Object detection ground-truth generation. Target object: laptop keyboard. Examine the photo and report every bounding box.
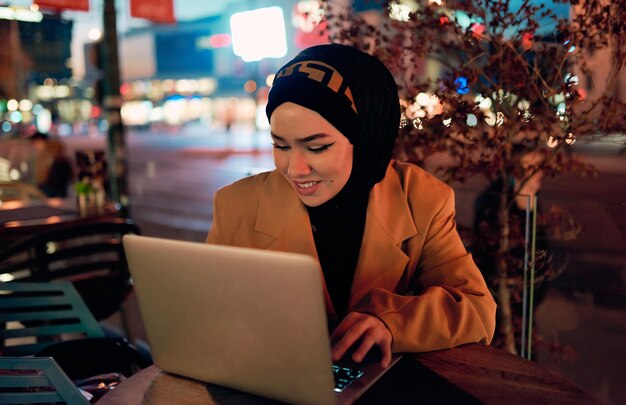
[332,365,364,392]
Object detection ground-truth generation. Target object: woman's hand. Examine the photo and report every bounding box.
[330,312,392,368]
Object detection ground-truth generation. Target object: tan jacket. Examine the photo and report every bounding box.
[207,160,496,352]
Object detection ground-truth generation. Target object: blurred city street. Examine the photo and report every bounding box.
[2,126,625,404]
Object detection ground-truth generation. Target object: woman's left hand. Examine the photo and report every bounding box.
[330,312,392,368]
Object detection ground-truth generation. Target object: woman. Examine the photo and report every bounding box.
[207,44,496,368]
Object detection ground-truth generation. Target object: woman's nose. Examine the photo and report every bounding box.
[287,151,311,177]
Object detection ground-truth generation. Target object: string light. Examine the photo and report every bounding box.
[546,136,559,148]
[399,113,408,128]
[389,1,414,22]
[484,111,496,126]
[475,94,492,110]
[564,73,579,85]
[522,32,534,50]
[496,112,504,126]
[416,92,430,106]
[455,77,469,94]
[471,23,485,39]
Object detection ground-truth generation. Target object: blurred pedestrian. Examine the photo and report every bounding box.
[30,132,73,197]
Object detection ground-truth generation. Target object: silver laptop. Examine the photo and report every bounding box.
[123,235,401,405]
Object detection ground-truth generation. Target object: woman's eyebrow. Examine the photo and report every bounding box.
[270,133,330,143]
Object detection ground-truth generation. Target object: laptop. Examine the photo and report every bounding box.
[123,235,401,405]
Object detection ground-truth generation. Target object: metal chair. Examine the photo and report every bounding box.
[0,281,152,401]
[0,356,90,404]
[0,217,140,323]
[0,281,104,356]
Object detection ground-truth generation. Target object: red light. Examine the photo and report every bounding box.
[91,106,101,118]
[471,23,485,39]
[209,34,231,48]
[522,32,534,50]
[120,83,132,96]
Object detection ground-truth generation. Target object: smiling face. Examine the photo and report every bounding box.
[269,102,354,207]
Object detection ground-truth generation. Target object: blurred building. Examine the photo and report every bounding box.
[0,0,384,134]
[0,5,77,136]
[0,8,73,99]
[114,0,312,131]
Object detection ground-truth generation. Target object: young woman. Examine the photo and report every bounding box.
[207,44,496,368]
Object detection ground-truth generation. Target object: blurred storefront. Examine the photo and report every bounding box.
[0,0,334,137]
[115,0,332,132]
[0,0,402,136]
[0,4,76,137]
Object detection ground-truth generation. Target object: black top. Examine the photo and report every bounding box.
[306,179,369,317]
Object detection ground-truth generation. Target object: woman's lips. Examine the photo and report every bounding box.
[293,181,320,196]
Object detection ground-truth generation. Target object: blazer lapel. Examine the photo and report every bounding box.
[254,171,319,258]
[349,164,418,308]
[253,166,418,317]
[254,171,338,318]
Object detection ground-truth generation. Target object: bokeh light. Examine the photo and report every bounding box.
[389,1,414,22]
[244,80,258,93]
[546,136,558,148]
[88,28,102,41]
[19,100,33,111]
[455,77,469,94]
[7,99,18,111]
[416,92,430,106]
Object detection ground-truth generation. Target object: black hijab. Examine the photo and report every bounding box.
[266,44,400,315]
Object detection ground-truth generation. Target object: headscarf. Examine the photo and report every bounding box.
[266,44,400,316]
[266,44,400,191]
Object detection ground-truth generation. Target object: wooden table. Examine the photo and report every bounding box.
[0,198,118,244]
[99,344,598,404]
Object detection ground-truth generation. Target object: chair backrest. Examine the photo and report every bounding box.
[0,217,140,320]
[0,356,90,404]
[0,281,104,356]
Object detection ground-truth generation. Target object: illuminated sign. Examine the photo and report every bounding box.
[196,34,232,49]
[230,6,287,62]
[34,85,71,100]
[35,0,89,12]
[0,6,43,22]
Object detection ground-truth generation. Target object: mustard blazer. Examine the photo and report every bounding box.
[207,160,496,352]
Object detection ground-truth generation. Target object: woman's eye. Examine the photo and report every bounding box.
[272,143,290,151]
[308,143,334,153]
